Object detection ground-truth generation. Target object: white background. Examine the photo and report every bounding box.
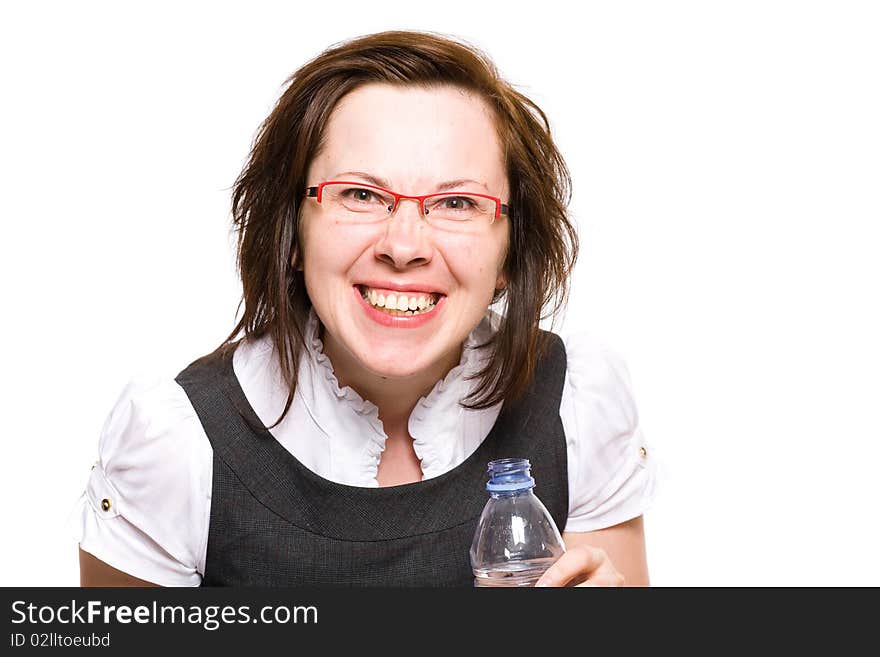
[2,0,877,586]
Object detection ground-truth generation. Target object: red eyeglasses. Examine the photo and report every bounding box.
[305,181,510,224]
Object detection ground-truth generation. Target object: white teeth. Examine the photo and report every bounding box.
[359,286,439,315]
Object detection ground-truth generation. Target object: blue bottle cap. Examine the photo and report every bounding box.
[486,458,536,493]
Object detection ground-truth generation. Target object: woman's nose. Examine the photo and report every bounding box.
[372,197,433,269]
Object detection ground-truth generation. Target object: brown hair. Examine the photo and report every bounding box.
[216,30,578,428]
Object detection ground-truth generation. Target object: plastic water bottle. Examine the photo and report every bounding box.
[470,458,566,587]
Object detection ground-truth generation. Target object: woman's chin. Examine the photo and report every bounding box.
[361,359,433,381]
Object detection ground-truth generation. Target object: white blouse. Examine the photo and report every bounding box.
[68,308,657,586]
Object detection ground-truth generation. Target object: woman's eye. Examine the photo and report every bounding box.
[443,196,474,210]
[345,188,375,202]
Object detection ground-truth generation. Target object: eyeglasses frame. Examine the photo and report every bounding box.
[304,180,510,222]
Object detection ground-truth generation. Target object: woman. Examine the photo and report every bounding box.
[73,30,656,586]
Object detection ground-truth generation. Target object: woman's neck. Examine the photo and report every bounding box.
[318,323,462,430]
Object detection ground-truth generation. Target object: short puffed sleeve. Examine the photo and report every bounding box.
[67,375,212,586]
[560,331,658,533]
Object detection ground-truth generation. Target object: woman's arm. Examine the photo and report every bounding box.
[538,515,650,586]
[78,547,162,587]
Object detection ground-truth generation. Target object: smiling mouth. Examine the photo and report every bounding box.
[355,284,445,317]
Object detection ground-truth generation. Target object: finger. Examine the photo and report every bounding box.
[574,572,625,587]
[573,559,626,587]
[535,546,606,587]
[579,558,626,587]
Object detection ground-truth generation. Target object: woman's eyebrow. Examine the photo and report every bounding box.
[332,171,489,192]
[435,179,489,192]
[333,171,391,188]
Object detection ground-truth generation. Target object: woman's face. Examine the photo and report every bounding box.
[299,82,509,383]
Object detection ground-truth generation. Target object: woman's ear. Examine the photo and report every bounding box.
[495,271,508,291]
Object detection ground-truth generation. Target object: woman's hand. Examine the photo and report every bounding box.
[534,544,625,587]
[533,517,649,587]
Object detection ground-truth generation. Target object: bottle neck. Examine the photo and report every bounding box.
[489,488,535,499]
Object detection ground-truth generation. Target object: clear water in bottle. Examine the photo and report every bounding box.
[470,458,566,587]
[473,557,559,587]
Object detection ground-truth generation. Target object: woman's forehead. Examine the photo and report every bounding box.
[329,82,496,130]
[312,83,506,189]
